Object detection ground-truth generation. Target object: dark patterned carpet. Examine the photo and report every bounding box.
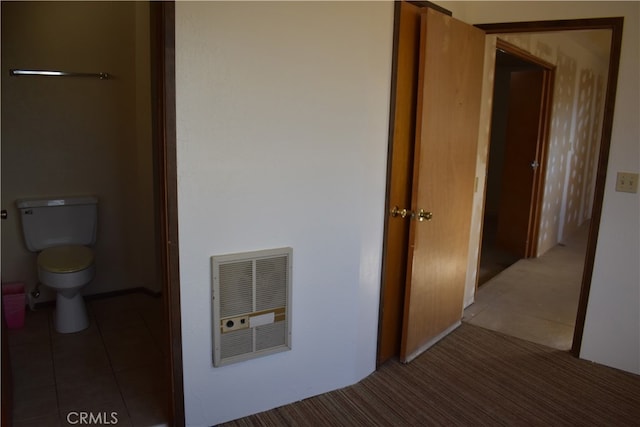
[222,324,640,426]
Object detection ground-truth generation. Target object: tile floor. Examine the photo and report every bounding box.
[7,292,168,427]
[464,222,589,351]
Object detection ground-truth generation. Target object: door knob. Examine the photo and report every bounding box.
[1,210,7,220]
[390,206,414,219]
[417,209,433,222]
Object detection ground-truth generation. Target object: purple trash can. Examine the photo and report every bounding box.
[2,282,26,329]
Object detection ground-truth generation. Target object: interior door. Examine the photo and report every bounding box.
[400,9,485,362]
[495,70,545,257]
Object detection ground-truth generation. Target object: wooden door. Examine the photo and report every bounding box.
[495,70,545,257]
[400,9,485,362]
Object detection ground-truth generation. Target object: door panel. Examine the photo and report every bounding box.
[400,9,485,362]
[378,1,422,365]
[496,70,545,257]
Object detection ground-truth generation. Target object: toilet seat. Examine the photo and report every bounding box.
[38,245,94,273]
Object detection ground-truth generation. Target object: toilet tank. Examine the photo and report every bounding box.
[16,196,98,252]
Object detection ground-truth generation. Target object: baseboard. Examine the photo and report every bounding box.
[32,287,162,310]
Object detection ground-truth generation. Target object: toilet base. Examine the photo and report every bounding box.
[55,292,89,333]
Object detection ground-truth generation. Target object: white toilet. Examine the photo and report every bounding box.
[16,196,98,333]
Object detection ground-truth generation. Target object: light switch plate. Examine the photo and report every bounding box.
[615,172,639,193]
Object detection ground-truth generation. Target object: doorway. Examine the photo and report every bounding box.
[479,42,554,286]
[0,2,183,424]
[470,28,612,350]
[377,2,623,365]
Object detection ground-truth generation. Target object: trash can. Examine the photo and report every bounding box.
[2,282,26,329]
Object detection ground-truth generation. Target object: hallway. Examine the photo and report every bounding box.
[463,223,589,350]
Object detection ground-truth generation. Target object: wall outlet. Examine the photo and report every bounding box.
[615,172,639,193]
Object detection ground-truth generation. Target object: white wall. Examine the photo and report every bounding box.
[175,1,638,424]
[442,1,640,374]
[175,2,393,425]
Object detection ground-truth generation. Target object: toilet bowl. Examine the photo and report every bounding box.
[16,196,99,334]
[38,245,95,333]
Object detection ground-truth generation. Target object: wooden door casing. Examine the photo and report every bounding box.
[377,1,422,366]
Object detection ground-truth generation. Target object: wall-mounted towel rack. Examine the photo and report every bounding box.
[9,69,110,79]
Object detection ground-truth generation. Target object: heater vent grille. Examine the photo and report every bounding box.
[220,329,253,360]
[219,260,253,317]
[256,257,287,311]
[212,247,292,367]
[256,321,286,351]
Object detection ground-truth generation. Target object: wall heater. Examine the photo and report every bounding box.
[211,247,292,367]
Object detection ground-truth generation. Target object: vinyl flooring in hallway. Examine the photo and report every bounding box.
[463,223,589,351]
[7,292,168,427]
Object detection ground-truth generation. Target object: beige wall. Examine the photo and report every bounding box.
[499,31,610,255]
[1,1,158,301]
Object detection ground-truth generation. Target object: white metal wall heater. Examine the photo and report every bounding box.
[211,247,292,367]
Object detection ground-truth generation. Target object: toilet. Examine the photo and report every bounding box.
[16,196,98,333]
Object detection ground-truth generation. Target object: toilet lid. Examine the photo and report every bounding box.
[38,245,94,273]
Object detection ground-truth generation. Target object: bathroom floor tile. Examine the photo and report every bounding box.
[93,306,146,333]
[56,372,122,411]
[127,292,162,310]
[51,330,105,358]
[115,363,167,402]
[10,291,168,426]
[101,320,162,372]
[11,357,56,392]
[58,396,132,427]
[54,357,114,385]
[10,339,55,390]
[104,337,159,372]
[13,414,61,427]
[140,303,165,336]
[8,308,52,348]
[12,384,59,422]
[52,336,112,379]
[124,392,169,427]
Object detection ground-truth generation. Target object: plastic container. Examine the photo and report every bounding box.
[2,282,26,329]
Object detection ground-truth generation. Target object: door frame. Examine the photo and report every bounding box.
[476,17,624,357]
[151,1,185,425]
[377,1,453,367]
[378,10,624,364]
